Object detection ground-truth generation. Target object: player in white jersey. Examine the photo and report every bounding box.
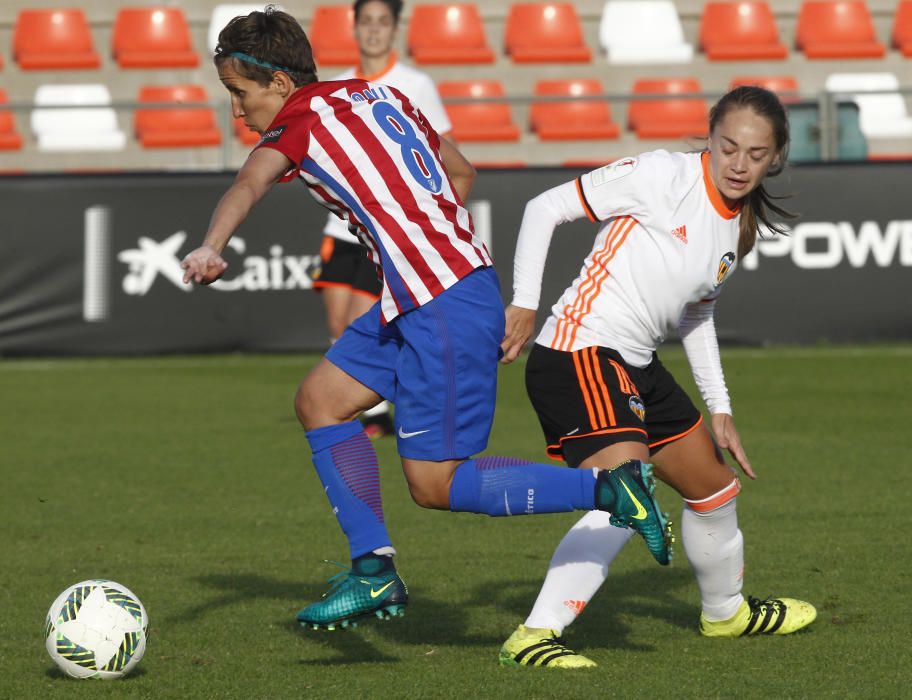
[499,86,817,668]
[315,0,454,438]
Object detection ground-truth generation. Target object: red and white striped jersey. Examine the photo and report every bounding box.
[257,79,492,322]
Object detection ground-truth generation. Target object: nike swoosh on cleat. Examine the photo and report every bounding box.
[398,427,430,439]
[618,478,648,520]
[369,581,396,599]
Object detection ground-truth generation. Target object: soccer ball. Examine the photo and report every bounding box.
[45,579,148,679]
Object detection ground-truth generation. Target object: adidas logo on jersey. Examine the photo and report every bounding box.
[670,225,687,243]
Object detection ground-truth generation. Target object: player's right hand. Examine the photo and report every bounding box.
[181,245,228,285]
[500,304,537,364]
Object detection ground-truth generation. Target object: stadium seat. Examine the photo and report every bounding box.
[628,78,708,139]
[14,9,101,70]
[788,101,867,161]
[700,2,787,60]
[892,1,912,56]
[796,1,885,59]
[408,4,494,64]
[30,84,126,151]
[113,7,199,68]
[730,76,799,102]
[730,75,798,93]
[234,116,260,145]
[135,85,222,148]
[825,73,912,139]
[208,5,263,53]
[531,80,620,140]
[599,1,693,64]
[505,3,591,63]
[309,5,359,66]
[438,80,520,141]
[0,89,24,150]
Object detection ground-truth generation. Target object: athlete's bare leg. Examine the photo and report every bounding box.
[319,286,354,341]
[651,423,734,499]
[295,357,382,428]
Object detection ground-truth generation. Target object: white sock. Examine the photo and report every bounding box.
[524,510,634,633]
[362,400,390,418]
[681,499,745,621]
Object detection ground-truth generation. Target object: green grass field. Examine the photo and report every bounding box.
[2,346,910,699]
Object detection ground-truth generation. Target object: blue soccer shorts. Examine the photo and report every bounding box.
[326,266,504,461]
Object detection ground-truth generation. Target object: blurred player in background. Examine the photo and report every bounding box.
[181,7,672,636]
[497,86,816,668]
[314,0,455,438]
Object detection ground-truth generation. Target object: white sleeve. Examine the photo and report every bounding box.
[679,300,732,416]
[511,180,588,310]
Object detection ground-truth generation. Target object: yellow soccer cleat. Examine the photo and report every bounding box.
[700,596,817,637]
[499,625,597,669]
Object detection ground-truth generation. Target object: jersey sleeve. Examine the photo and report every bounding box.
[253,107,311,182]
[576,151,670,222]
[679,300,732,415]
[512,180,588,310]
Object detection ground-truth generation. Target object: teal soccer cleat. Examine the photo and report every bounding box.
[596,460,673,566]
[297,557,408,630]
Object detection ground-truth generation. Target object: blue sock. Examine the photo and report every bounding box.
[306,421,391,559]
[449,456,596,516]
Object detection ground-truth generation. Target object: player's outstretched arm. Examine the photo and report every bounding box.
[438,137,476,203]
[182,147,291,285]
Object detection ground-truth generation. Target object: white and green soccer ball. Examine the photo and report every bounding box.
[45,579,148,679]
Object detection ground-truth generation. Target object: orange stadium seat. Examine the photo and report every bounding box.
[113,7,198,68]
[700,2,787,60]
[892,1,912,56]
[505,3,591,63]
[0,90,24,150]
[730,75,799,101]
[796,1,885,59]
[14,8,101,70]
[628,78,708,139]
[310,6,359,66]
[135,85,222,148]
[531,79,620,140]
[408,4,495,64]
[234,116,261,145]
[438,80,520,141]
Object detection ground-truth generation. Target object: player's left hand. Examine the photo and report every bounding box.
[712,413,756,480]
[181,245,228,285]
[500,304,536,364]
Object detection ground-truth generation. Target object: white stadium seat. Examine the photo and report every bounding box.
[30,84,126,152]
[600,1,693,65]
[825,72,912,139]
[208,4,273,53]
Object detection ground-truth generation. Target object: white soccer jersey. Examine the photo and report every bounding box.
[324,54,452,243]
[519,150,741,368]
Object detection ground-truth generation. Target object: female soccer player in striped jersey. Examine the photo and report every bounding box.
[499,86,816,668]
[180,7,672,633]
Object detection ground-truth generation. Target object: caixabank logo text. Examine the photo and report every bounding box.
[82,206,320,323]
